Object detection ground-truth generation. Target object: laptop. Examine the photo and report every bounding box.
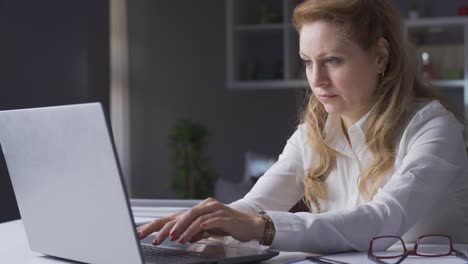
[0,103,279,264]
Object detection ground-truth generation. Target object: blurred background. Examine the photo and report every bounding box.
[1,0,467,223]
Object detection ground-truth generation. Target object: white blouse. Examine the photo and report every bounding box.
[229,100,468,254]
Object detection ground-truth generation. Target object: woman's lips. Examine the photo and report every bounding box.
[319,94,337,101]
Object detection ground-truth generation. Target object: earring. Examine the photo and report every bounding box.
[380,72,385,78]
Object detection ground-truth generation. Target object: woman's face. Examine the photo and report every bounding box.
[299,20,381,122]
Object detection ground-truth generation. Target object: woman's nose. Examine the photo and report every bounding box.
[309,65,329,88]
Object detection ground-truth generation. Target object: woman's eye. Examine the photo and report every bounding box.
[302,59,312,68]
[324,57,341,65]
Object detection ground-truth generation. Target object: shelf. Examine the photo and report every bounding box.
[430,79,465,87]
[228,79,308,90]
[234,23,284,31]
[228,80,466,90]
[405,16,468,27]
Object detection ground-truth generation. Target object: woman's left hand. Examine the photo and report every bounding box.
[148,198,265,245]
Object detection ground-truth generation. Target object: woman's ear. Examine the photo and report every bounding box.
[375,37,389,74]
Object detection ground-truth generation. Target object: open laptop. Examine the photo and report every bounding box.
[0,103,279,264]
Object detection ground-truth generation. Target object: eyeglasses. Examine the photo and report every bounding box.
[368,234,468,264]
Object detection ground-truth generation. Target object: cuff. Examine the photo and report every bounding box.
[266,210,311,251]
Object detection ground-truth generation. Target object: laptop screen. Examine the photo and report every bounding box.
[0,103,279,264]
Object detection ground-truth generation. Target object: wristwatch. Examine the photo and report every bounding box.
[257,211,276,246]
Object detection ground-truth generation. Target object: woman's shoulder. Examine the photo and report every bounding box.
[400,99,464,144]
[297,123,308,133]
[288,123,308,144]
[282,124,310,154]
[406,99,461,127]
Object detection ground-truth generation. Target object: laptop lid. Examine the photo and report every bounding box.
[0,103,279,264]
[0,103,144,263]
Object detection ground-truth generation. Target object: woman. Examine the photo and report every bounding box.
[138,0,468,254]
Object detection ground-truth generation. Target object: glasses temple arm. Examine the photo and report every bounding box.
[394,250,411,264]
[367,253,390,264]
[453,249,468,261]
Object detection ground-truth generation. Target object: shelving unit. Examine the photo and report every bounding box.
[226,2,468,139]
[226,0,303,90]
[404,16,468,141]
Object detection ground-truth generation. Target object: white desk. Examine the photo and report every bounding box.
[3,216,467,264]
[0,220,311,264]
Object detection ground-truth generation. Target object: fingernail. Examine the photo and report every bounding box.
[200,223,207,228]
[170,230,176,236]
[152,237,159,245]
[178,237,185,244]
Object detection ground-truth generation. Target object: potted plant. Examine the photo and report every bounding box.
[409,3,420,19]
[169,119,218,199]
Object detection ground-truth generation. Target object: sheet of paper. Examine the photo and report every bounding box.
[322,252,467,264]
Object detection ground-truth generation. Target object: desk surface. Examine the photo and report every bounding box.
[0,220,311,264]
[4,219,467,264]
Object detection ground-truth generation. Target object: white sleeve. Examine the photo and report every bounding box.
[228,126,306,215]
[265,112,467,254]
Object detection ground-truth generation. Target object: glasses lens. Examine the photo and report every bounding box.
[416,236,451,256]
[371,237,405,258]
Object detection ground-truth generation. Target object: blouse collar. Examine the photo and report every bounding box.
[323,111,371,158]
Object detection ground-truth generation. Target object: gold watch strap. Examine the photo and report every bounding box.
[257,211,276,246]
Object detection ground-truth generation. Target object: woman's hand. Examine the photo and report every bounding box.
[137,212,186,244]
[137,198,265,245]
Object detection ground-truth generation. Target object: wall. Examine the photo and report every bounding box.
[127,0,468,200]
[0,0,109,223]
[393,0,468,18]
[127,0,305,199]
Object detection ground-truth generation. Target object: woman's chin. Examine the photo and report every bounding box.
[322,105,342,115]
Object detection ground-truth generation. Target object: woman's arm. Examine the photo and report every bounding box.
[265,109,467,254]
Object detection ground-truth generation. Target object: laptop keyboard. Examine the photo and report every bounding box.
[141,244,217,264]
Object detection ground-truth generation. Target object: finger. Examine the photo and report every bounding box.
[137,219,161,239]
[138,217,170,239]
[170,198,223,240]
[178,210,225,244]
[153,219,177,245]
[137,211,184,238]
[137,222,153,232]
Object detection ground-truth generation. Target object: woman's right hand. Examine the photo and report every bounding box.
[137,213,176,239]
[136,212,208,244]
[137,213,179,241]
[137,198,265,246]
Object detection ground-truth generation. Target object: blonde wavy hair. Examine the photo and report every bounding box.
[293,0,451,212]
